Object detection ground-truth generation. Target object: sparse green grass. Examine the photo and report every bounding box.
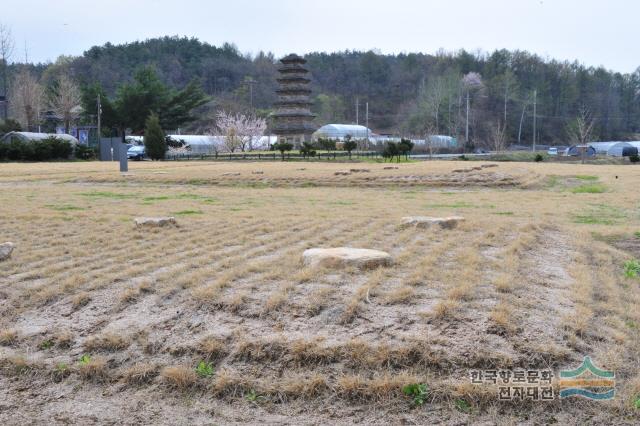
[571,183,606,194]
[79,191,136,199]
[46,204,85,211]
[425,201,484,209]
[573,203,626,225]
[455,398,472,413]
[573,215,615,225]
[574,175,599,181]
[172,210,204,216]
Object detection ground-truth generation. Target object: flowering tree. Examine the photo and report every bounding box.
[215,111,266,152]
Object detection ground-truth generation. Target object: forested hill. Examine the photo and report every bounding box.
[17,36,640,144]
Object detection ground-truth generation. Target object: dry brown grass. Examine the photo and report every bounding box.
[85,332,130,352]
[121,363,158,385]
[77,356,109,382]
[161,365,198,390]
[1,161,639,423]
[0,329,18,346]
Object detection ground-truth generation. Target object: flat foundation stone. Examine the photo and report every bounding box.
[302,247,392,269]
[400,216,465,230]
[0,242,15,261]
[134,217,177,228]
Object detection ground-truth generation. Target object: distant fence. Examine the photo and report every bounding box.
[165,151,383,161]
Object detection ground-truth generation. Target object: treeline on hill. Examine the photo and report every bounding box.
[6,36,640,146]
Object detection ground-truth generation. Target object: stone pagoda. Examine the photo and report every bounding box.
[271,54,316,148]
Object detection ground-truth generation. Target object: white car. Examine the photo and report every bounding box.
[547,147,558,156]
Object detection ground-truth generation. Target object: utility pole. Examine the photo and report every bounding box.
[246,78,256,111]
[97,94,102,148]
[356,97,359,125]
[532,89,537,152]
[465,90,470,146]
[365,102,369,149]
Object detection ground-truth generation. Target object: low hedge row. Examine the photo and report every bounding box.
[0,137,95,161]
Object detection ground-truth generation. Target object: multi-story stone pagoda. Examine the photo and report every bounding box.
[272,54,316,148]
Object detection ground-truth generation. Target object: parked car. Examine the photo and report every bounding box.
[547,147,558,156]
[127,145,146,160]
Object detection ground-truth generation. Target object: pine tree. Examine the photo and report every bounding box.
[144,113,166,160]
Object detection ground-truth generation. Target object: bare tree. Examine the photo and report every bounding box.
[48,75,82,134]
[215,111,266,152]
[423,122,438,158]
[566,107,596,145]
[9,68,43,131]
[419,76,447,133]
[489,120,507,153]
[0,23,14,119]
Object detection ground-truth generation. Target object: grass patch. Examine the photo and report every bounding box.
[172,210,204,216]
[493,211,514,216]
[425,201,494,209]
[46,204,85,211]
[571,184,606,194]
[143,193,216,204]
[142,196,171,202]
[573,215,616,225]
[573,204,626,225]
[574,175,599,181]
[79,191,136,199]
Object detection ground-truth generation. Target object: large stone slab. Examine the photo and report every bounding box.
[134,217,177,228]
[400,216,465,230]
[302,247,392,269]
[0,242,15,261]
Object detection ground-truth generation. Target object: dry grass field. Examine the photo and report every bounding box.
[1,160,639,424]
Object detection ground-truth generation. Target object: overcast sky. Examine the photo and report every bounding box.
[3,0,638,73]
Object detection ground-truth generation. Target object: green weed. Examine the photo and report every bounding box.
[245,389,265,403]
[455,399,472,413]
[39,339,54,350]
[79,354,91,365]
[402,383,428,406]
[195,360,214,378]
[624,259,640,278]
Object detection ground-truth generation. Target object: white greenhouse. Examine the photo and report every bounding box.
[0,132,79,145]
[313,124,373,140]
